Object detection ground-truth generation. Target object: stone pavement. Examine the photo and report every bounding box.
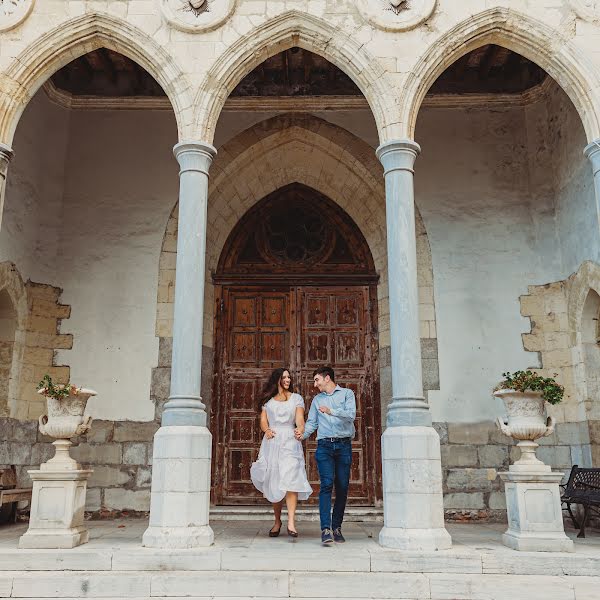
[0,520,598,599]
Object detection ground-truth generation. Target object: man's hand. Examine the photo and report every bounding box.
[318,405,332,415]
[294,427,304,440]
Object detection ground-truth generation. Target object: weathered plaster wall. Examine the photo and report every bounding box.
[0,93,69,283]
[415,105,558,423]
[54,107,178,421]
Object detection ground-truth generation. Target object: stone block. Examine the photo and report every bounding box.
[158,336,172,367]
[10,419,38,443]
[556,421,589,445]
[441,445,477,468]
[84,420,114,444]
[151,367,171,400]
[114,421,159,442]
[588,420,600,444]
[489,491,506,509]
[537,446,572,468]
[443,492,485,509]
[88,466,132,488]
[420,338,438,359]
[1,442,32,465]
[433,422,448,445]
[446,468,495,491]
[422,358,440,390]
[478,446,509,468]
[570,444,593,468]
[85,488,102,511]
[123,442,147,465]
[447,422,492,445]
[136,466,152,488]
[104,488,150,511]
[71,443,122,465]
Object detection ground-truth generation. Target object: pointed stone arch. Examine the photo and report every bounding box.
[568,261,600,344]
[193,11,400,144]
[0,12,194,145]
[400,7,600,141]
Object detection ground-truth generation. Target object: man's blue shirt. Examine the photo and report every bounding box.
[302,385,356,440]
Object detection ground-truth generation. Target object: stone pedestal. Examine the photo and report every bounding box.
[18,469,92,549]
[499,469,574,552]
[143,426,213,548]
[379,427,452,551]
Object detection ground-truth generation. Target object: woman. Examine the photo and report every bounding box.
[250,368,312,537]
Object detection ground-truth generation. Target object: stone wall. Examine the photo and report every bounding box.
[1,416,590,520]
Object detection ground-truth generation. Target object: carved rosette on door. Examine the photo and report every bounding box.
[211,184,382,505]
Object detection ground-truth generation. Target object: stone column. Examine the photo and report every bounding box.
[0,143,14,227]
[377,140,451,551]
[584,139,600,239]
[143,141,216,549]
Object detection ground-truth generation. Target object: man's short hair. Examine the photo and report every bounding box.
[313,366,335,382]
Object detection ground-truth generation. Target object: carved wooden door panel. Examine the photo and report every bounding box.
[213,288,294,504]
[296,286,377,505]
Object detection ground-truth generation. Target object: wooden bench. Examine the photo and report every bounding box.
[561,465,600,538]
[0,466,32,524]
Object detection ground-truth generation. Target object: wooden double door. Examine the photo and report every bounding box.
[211,285,381,505]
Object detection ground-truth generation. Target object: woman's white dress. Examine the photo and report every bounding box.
[250,393,313,503]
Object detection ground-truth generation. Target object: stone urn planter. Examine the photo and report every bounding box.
[19,380,97,549]
[37,386,97,471]
[494,389,555,472]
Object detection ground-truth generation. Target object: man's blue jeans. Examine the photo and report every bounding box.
[315,438,352,531]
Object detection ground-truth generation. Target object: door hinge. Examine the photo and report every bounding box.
[219,299,225,313]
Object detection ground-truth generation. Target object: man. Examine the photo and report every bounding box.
[297,366,356,546]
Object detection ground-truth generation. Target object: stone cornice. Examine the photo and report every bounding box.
[42,76,555,113]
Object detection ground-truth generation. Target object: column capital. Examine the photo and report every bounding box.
[173,141,217,176]
[0,142,13,173]
[376,139,421,175]
[584,139,600,170]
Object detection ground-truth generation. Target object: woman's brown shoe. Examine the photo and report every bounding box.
[287,527,298,538]
[268,524,281,537]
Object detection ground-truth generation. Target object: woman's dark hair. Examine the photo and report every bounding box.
[260,367,293,408]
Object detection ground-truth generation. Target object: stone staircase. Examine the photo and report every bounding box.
[209,505,383,522]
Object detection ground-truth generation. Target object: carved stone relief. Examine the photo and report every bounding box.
[0,0,34,32]
[159,0,236,32]
[356,0,436,32]
[570,0,600,22]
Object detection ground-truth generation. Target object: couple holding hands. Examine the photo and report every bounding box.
[250,366,356,546]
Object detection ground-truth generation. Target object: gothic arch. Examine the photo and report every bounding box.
[0,12,194,145]
[400,7,600,141]
[193,11,400,144]
[568,261,600,344]
[156,115,437,352]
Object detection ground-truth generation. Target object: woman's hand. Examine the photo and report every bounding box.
[264,428,276,439]
[294,427,304,440]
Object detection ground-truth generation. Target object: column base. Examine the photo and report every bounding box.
[379,526,452,551]
[143,425,213,549]
[18,468,91,549]
[499,469,574,553]
[502,531,573,553]
[142,525,214,549]
[380,426,452,551]
[19,527,89,549]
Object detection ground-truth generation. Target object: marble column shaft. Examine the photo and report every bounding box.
[584,139,600,248]
[0,143,14,229]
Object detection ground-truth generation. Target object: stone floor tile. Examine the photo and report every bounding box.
[370,550,482,573]
[112,549,222,570]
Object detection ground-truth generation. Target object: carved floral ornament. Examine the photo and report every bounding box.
[0,0,34,32]
[356,0,437,32]
[159,0,236,33]
[570,0,600,22]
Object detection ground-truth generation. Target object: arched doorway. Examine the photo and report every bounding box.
[211,183,382,505]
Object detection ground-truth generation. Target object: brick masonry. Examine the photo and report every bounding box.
[1,416,591,520]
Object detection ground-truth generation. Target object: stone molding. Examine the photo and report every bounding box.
[355,0,437,33]
[42,77,556,113]
[570,0,600,23]
[0,0,34,33]
[159,0,237,33]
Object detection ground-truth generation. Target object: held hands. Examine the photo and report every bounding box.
[264,428,276,439]
[294,427,304,440]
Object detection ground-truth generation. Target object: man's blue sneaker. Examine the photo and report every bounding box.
[321,528,334,545]
[333,528,345,543]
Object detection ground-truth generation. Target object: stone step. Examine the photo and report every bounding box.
[209,505,383,522]
[0,571,596,599]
